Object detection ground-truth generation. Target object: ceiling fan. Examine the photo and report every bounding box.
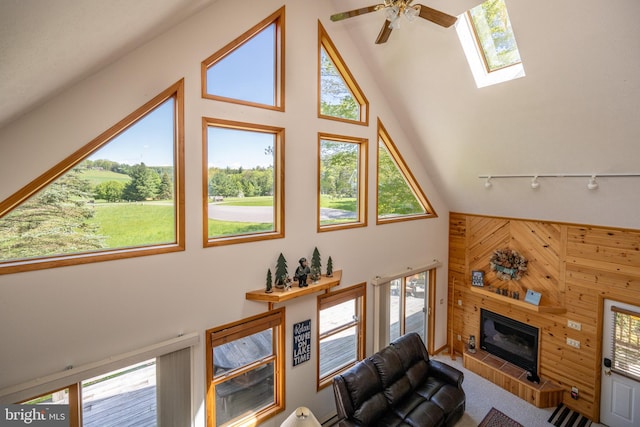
[330,0,457,44]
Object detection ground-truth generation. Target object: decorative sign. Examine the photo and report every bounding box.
[293,319,311,366]
[524,289,542,306]
[471,270,485,287]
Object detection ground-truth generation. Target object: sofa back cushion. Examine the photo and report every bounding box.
[371,346,412,406]
[390,332,431,387]
[337,359,390,425]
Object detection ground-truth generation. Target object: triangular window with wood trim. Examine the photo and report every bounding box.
[377,119,436,223]
[201,7,285,111]
[318,22,368,125]
[0,81,185,274]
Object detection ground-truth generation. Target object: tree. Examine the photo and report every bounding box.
[0,169,105,259]
[319,48,360,121]
[157,171,173,200]
[94,180,125,202]
[265,268,273,293]
[326,256,333,277]
[377,145,423,216]
[310,247,322,281]
[274,253,289,288]
[122,163,161,201]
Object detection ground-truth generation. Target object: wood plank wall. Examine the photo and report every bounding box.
[448,212,640,422]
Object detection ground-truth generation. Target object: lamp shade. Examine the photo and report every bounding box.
[280,407,321,427]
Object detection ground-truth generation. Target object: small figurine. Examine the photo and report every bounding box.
[275,253,289,289]
[266,268,273,293]
[310,247,322,282]
[295,257,310,287]
[326,256,333,277]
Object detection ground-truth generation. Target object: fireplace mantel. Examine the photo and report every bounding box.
[469,285,566,314]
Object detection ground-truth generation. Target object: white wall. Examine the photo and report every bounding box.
[0,1,451,424]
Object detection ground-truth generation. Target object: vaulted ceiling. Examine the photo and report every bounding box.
[1,0,639,228]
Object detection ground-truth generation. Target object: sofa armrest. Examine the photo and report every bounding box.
[428,359,464,389]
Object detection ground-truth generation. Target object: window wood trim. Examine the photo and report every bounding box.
[316,283,366,390]
[317,132,368,233]
[0,80,186,275]
[205,308,286,427]
[318,21,369,126]
[201,6,285,112]
[376,118,437,224]
[202,117,285,247]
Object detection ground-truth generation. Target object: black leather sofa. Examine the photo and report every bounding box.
[332,332,465,427]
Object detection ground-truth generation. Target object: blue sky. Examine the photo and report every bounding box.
[90,24,276,168]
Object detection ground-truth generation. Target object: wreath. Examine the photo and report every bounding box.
[490,248,528,281]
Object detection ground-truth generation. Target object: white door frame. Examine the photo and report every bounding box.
[601,299,640,427]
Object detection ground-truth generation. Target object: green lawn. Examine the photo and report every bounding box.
[208,219,273,237]
[89,203,175,247]
[319,195,357,212]
[216,196,273,207]
[80,169,131,185]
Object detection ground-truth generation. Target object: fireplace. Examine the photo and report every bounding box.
[480,309,539,381]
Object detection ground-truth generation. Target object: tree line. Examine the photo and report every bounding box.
[83,159,173,202]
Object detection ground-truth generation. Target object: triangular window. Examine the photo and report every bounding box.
[0,81,185,274]
[202,7,285,110]
[318,22,368,125]
[377,119,436,223]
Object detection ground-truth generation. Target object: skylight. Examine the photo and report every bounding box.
[456,0,524,88]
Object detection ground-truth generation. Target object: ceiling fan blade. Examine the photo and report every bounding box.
[330,4,385,22]
[375,20,393,44]
[415,4,457,27]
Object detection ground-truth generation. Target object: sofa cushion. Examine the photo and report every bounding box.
[430,384,466,417]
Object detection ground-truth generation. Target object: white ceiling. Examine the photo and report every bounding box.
[1,0,639,228]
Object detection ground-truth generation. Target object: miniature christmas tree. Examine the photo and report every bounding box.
[326,256,333,277]
[275,253,288,288]
[310,247,322,282]
[266,268,273,293]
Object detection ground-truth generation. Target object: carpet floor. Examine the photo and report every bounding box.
[478,407,524,427]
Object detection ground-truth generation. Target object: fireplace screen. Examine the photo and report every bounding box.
[480,309,539,376]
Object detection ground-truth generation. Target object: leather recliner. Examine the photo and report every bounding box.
[333,332,465,427]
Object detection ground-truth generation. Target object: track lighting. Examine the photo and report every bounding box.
[478,173,640,190]
[530,176,540,189]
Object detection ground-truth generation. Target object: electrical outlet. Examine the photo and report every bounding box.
[458,299,462,306]
[567,338,581,349]
[567,320,582,331]
[440,298,444,304]
[457,334,462,341]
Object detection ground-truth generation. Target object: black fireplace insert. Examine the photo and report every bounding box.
[480,309,539,381]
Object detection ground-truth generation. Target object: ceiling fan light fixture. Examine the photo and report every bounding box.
[404,6,419,21]
[385,5,400,21]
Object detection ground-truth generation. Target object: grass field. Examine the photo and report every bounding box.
[89,203,175,247]
[80,169,131,185]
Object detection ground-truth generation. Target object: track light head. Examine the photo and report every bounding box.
[587,175,598,190]
[530,176,540,189]
[484,176,492,188]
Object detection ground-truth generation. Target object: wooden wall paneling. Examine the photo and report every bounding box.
[448,213,640,422]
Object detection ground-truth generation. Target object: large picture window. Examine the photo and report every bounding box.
[203,118,284,246]
[0,81,185,274]
[318,134,367,232]
[206,308,285,426]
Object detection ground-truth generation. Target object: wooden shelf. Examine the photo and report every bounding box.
[468,285,566,314]
[246,270,342,305]
[464,350,563,408]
